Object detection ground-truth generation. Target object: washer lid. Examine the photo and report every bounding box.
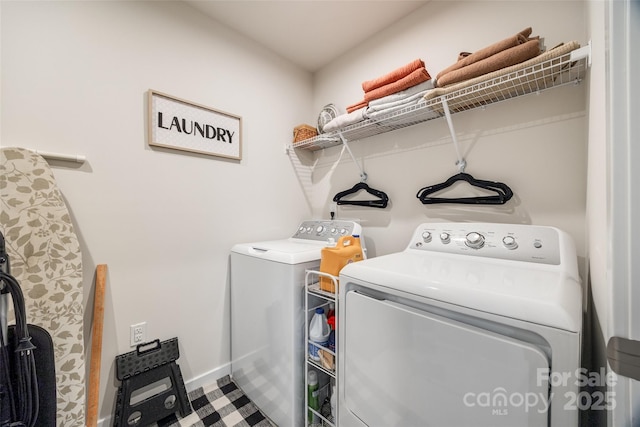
[340,251,582,332]
[231,239,327,264]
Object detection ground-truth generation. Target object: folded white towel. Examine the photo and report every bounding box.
[322,107,368,133]
[368,80,435,108]
[367,89,433,113]
[367,100,438,121]
[323,80,437,133]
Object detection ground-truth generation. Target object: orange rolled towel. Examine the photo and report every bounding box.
[436,27,535,81]
[363,67,432,103]
[436,38,541,87]
[362,58,426,93]
[346,100,368,113]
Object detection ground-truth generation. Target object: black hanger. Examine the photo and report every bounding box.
[416,172,513,205]
[333,181,390,209]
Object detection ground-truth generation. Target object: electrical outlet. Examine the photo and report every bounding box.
[130,322,146,347]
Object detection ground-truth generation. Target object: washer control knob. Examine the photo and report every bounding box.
[502,235,518,250]
[440,232,451,244]
[465,232,485,249]
[340,228,348,235]
[422,231,432,243]
[331,227,338,234]
[316,225,325,234]
[305,226,313,233]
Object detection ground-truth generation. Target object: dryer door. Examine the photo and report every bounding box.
[341,291,550,427]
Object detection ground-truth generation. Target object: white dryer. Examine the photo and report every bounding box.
[338,222,582,427]
[230,219,362,427]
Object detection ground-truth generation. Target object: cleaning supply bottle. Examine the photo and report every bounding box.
[327,302,335,318]
[327,314,336,352]
[319,235,364,293]
[308,370,319,423]
[309,308,330,361]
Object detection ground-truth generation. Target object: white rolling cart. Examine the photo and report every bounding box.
[305,270,339,427]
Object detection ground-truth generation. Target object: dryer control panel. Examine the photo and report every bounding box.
[292,220,362,243]
[408,222,565,265]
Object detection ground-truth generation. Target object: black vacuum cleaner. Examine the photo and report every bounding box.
[0,231,56,427]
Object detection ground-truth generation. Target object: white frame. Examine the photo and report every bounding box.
[607,0,640,425]
[148,90,242,160]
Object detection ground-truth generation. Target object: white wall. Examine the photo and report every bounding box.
[1,0,313,422]
[308,0,589,261]
[585,0,608,337]
[582,0,609,423]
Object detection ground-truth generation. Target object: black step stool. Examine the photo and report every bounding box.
[113,338,192,427]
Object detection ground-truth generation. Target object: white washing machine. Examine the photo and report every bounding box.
[230,219,362,427]
[338,222,582,427]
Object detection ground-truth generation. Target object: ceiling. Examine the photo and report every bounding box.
[183,1,430,72]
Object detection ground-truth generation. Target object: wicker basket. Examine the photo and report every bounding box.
[293,124,318,143]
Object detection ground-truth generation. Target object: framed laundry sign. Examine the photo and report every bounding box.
[148,90,242,160]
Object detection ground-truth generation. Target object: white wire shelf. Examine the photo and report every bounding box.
[307,281,338,300]
[292,44,590,151]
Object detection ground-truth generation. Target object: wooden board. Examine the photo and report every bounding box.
[86,264,107,427]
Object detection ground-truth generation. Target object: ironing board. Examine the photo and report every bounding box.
[0,147,85,426]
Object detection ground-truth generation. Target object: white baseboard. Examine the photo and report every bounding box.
[184,362,231,392]
[97,363,231,427]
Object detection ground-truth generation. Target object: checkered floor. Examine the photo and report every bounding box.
[155,375,276,427]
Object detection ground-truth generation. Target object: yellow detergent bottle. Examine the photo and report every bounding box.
[319,235,363,293]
